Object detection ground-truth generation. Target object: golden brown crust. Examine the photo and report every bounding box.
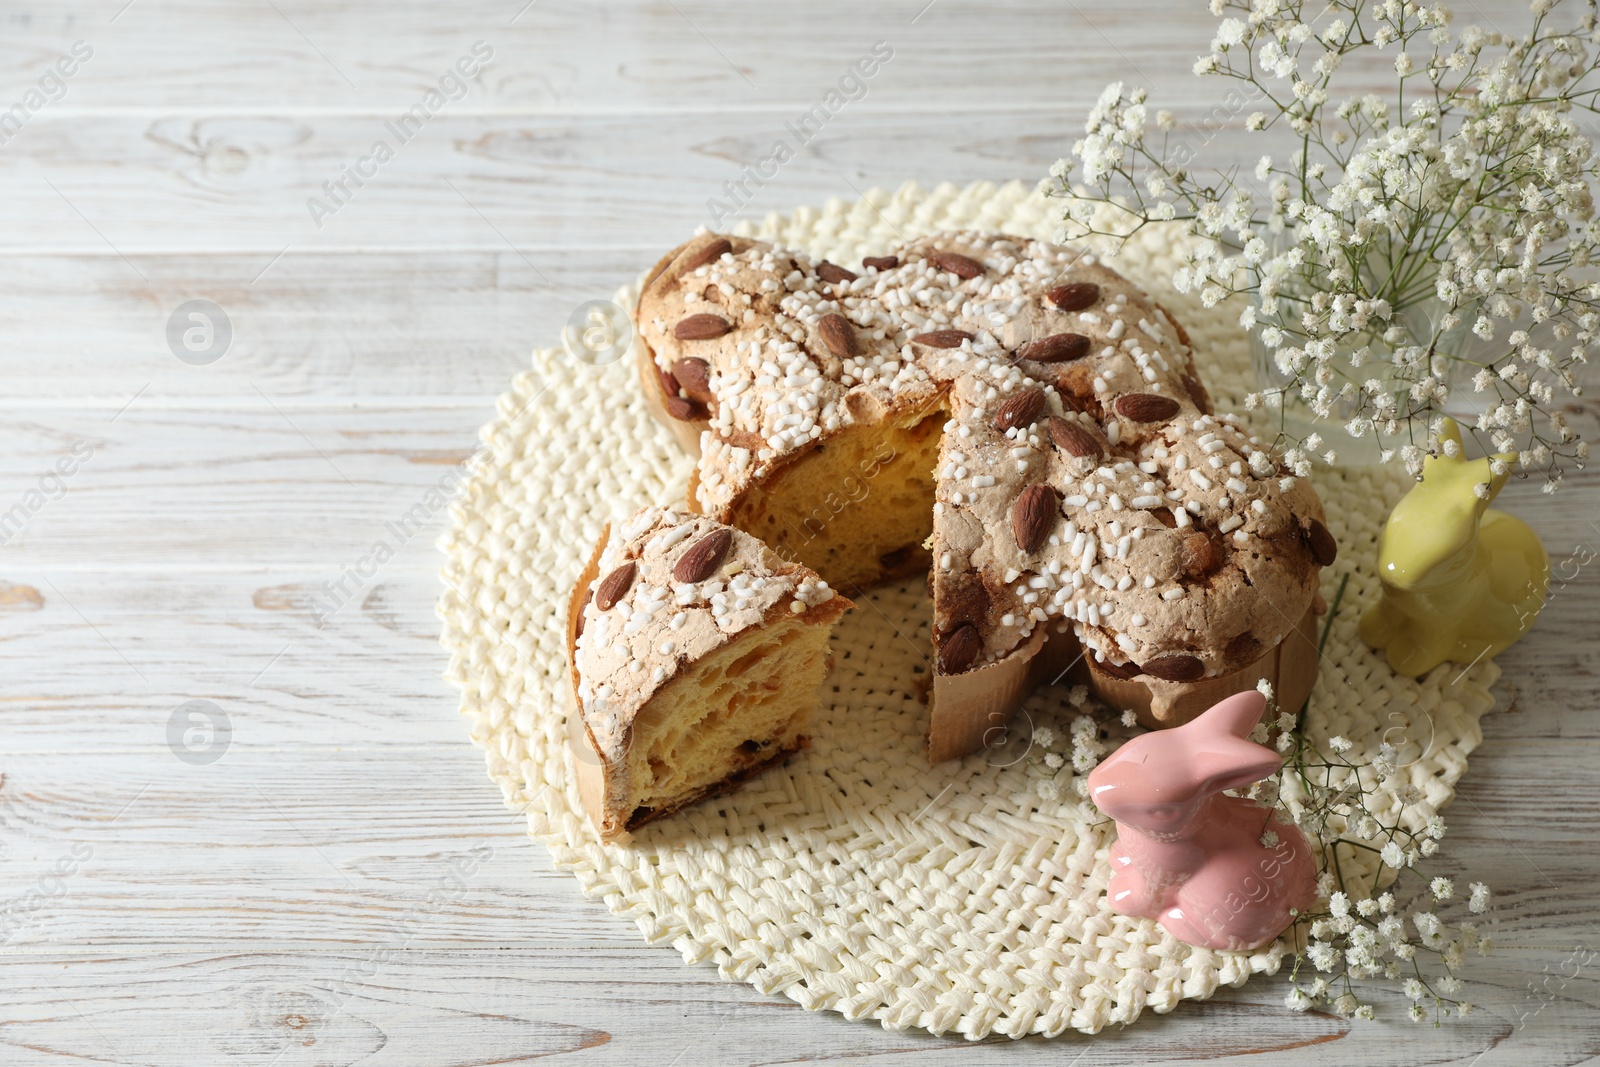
[566,521,610,763]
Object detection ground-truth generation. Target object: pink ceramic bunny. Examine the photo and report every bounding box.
[1087,690,1317,951]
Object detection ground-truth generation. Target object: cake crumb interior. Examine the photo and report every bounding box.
[624,616,831,826]
[721,404,946,590]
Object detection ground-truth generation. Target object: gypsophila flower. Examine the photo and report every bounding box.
[1214,17,1247,49]
[1469,882,1491,913]
[1049,0,1591,488]
[1431,876,1455,901]
[1026,688,1139,808]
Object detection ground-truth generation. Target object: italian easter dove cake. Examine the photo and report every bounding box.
[566,227,1337,833]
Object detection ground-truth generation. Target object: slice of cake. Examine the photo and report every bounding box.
[565,507,851,840]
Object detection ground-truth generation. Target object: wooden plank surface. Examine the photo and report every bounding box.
[0,0,1487,113]
[2,1,1597,1064]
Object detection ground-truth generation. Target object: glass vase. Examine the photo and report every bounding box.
[1248,301,1464,466]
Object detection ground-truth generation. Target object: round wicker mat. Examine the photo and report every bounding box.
[437,180,1500,1038]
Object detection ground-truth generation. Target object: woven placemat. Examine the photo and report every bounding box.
[437,180,1501,1038]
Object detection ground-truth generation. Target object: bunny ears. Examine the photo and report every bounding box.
[1424,417,1515,507]
[1186,690,1268,740]
[1179,690,1281,796]
[1089,688,1282,810]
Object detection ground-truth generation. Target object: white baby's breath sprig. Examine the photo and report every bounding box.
[1265,575,1492,1021]
[1024,686,1117,803]
[1048,0,1597,490]
[1273,703,1493,1022]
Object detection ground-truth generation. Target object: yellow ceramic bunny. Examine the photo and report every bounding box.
[1360,418,1548,677]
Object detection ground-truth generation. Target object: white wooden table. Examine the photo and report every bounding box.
[2,2,1597,1063]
